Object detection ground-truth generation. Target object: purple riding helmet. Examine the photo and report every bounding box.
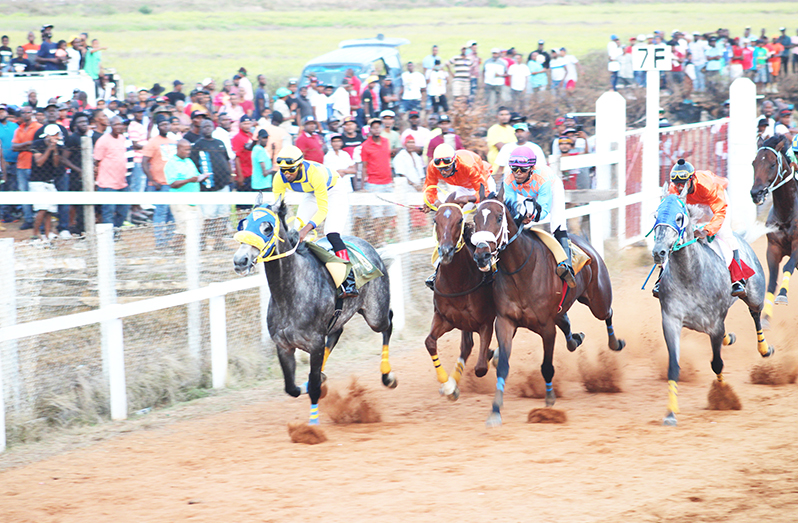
[507,145,537,169]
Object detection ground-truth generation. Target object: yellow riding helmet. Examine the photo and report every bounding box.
[432,143,456,169]
[276,145,304,170]
[670,159,695,183]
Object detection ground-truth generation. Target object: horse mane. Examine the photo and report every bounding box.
[276,212,309,256]
[686,203,712,226]
[763,134,790,153]
[463,221,475,246]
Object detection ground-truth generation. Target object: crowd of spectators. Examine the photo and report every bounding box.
[1,24,797,246]
[606,26,798,95]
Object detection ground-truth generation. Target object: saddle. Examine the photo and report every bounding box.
[527,227,591,275]
[305,238,384,289]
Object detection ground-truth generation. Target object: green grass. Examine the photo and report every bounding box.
[1,4,794,93]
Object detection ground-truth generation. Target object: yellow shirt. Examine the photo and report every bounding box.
[486,123,516,166]
[272,160,339,228]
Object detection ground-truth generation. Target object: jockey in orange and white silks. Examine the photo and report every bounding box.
[423,144,496,211]
[666,159,754,298]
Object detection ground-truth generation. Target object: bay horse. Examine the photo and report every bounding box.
[471,185,625,427]
[652,195,773,426]
[750,134,798,328]
[232,195,397,425]
[425,201,495,401]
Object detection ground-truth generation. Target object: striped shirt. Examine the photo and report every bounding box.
[449,56,471,80]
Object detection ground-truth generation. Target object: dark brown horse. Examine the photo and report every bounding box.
[425,202,495,400]
[471,185,624,426]
[751,134,798,328]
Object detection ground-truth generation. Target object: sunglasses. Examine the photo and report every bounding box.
[279,164,301,174]
[433,157,454,167]
[510,165,531,173]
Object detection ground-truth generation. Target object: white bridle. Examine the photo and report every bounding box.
[757,146,796,195]
[470,202,509,255]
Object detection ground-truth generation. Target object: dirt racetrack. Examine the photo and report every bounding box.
[2,238,798,522]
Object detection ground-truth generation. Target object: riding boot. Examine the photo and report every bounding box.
[730,249,747,298]
[425,268,438,291]
[555,234,577,289]
[652,269,663,299]
[335,249,359,298]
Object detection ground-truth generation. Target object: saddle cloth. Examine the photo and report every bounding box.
[528,227,591,275]
[704,235,756,281]
[306,238,384,289]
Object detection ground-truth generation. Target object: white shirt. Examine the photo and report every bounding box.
[212,127,235,160]
[426,69,448,97]
[324,149,355,174]
[507,63,531,91]
[549,56,566,81]
[238,76,254,101]
[400,126,432,149]
[66,47,81,72]
[563,55,579,82]
[496,141,548,168]
[483,59,506,86]
[392,149,426,185]
[312,93,329,123]
[607,41,623,72]
[401,71,426,100]
[330,87,350,120]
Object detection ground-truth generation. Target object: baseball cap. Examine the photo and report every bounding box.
[288,78,298,85]
[611,34,618,40]
[138,88,149,93]
[302,115,317,124]
[275,87,291,97]
[41,24,53,32]
[173,79,184,86]
[240,115,254,123]
[190,110,210,119]
[342,115,356,123]
[408,110,420,118]
[538,39,545,45]
[380,110,396,118]
[779,108,792,117]
[43,124,61,136]
[509,112,525,122]
[438,114,451,122]
[402,133,416,145]
[554,117,565,126]
[201,77,213,86]
[564,127,577,134]
[0,104,7,111]
[329,133,343,141]
[758,118,769,127]
[467,40,477,46]
[491,47,500,54]
[257,129,269,139]
[513,122,529,131]
[780,27,786,31]
[130,106,145,113]
[155,114,170,124]
[637,34,646,42]
[366,75,379,84]
[368,117,382,126]
[43,102,59,111]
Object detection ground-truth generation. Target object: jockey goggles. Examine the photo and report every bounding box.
[510,165,532,173]
[433,156,455,168]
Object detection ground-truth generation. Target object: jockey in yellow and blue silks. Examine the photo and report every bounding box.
[275,145,357,297]
[503,145,576,288]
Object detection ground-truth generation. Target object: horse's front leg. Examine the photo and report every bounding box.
[762,242,782,327]
[474,321,495,378]
[425,312,455,392]
[750,308,775,358]
[486,315,517,428]
[277,346,302,398]
[307,343,326,425]
[540,324,558,407]
[662,315,682,426]
[775,244,798,305]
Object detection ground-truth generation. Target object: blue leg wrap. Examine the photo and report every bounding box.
[309,403,320,425]
[607,326,614,336]
[546,382,553,393]
[497,377,506,392]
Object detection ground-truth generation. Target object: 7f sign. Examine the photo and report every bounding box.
[633,45,672,71]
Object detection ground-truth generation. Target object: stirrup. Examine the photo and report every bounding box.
[425,273,435,291]
[652,281,660,299]
[339,272,359,298]
[556,262,576,289]
[731,280,746,298]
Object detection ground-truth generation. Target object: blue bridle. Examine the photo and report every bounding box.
[650,195,698,252]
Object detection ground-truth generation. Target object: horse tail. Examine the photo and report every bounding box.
[741,222,778,244]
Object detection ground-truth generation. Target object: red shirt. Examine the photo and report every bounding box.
[671,49,684,72]
[741,47,754,70]
[426,134,464,163]
[231,130,253,179]
[295,131,325,163]
[360,135,392,185]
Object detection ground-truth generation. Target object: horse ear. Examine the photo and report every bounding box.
[479,184,486,202]
[445,191,457,204]
[497,182,505,203]
[775,136,785,152]
[757,135,765,149]
[255,191,264,207]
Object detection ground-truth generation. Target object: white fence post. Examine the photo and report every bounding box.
[0,238,14,452]
[642,69,661,247]
[388,257,406,333]
[728,78,757,230]
[185,211,201,363]
[595,91,627,244]
[209,288,228,389]
[96,224,127,420]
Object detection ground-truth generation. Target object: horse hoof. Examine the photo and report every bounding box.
[447,387,460,402]
[301,381,309,395]
[611,339,626,352]
[440,376,457,397]
[545,391,556,407]
[382,372,398,389]
[567,332,584,352]
[662,412,678,427]
[762,345,775,358]
[319,382,328,400]
[723,333,736,346]
[287,386,302,398]
[308,418,320,426]
[474,366,488,378]
[485,412,502,428]
[775,293,788,305]
[321,372,327,384]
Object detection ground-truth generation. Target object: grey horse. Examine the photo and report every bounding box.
[651,195,774,426]
[232,195,397,425]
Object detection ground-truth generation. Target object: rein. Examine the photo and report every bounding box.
[434,203,469,255]
[470,200,528,271]
[233,206,300,264]
[757,146,796,195]
[433,272,492,298]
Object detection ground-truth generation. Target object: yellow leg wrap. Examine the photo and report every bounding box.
[716,373,724,383]
[380,344,392,375]
[431,354,449,383]
[723,334,732,346]
[667,380,680,414]
[780,272,791,294]
[763,292,775,318]
[321,347,331,372]
[451,359,465,384]
[756,329,769,356]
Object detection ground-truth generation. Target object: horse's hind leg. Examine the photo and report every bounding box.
[749,308,775,358]
[277,346,302,398]
[379,310,397,388]
[709,331,725,380]
[604,309,625,352]
[540,325,558,407]
[582,273,625,351]
[486,316,517,428]
[775,247,798,305]
[762,243,781,328]
[556,313,584,352]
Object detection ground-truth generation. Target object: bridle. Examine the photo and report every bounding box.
[233,206,299,264]
[433,203,468,256]
[471,199,526,271]
[755,145,796,198]
[649,196,700,255]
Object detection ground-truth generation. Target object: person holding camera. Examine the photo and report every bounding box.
[29,124,64,245]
